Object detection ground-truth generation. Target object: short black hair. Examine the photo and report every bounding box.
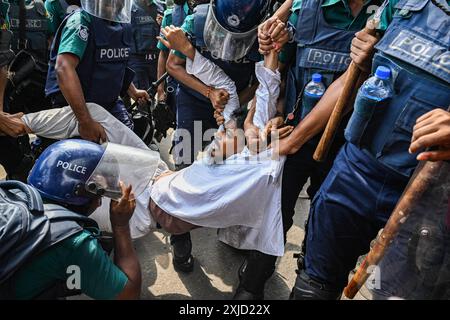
[230,106,248,130]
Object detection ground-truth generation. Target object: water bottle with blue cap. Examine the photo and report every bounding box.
[301,73,326,120]
[345,65,394,146]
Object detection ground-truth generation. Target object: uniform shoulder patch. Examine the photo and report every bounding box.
[77,25,89,42]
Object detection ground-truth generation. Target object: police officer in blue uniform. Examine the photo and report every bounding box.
[236,0,381,300]
[2,139,143,300]
[129,0,160,90]
[45,0,150,143]
[287,0,450,299]
[156,0,193,114]
[165,0,268,274]
[6,0,51,114]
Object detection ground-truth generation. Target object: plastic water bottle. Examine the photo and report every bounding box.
[301,73,326,120]
[345,66,393,145]
[360,66,393,102]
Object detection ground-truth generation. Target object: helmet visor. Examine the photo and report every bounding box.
[81,0,132,23]
[85,143,160,200]
[203,2,258,61]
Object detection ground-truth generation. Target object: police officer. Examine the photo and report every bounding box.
[128,0,160,91]
[156,0,193,112]
[236,0,382,300]
[370,108,450,299]
[165,0,268,274]
[4,139,142,299]
[45,0,81,35]
[0,0,27,182]
[280,0,450,299]
[45,0,150,143]
[6,0,51,114]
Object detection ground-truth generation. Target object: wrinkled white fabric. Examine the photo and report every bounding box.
[186,50,240,126]
[153,59,286,256]
[22,103,160,238]
[253,61,281,131]
[151,148,285,256]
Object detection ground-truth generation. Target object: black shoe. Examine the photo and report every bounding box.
[170,233,194,273]
[234,251,276,300]
[290,270,342,300]
[233,286,264,300]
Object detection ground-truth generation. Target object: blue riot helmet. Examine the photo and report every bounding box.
[80,0,133,23]
[28,139,108,206]
[204,0,271,61]
[28,139,161,207]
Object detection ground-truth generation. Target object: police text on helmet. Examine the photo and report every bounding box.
[56,160,87,175]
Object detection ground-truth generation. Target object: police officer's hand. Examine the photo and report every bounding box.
[0,112,28,137]
[263,116,293,139]
[410,109,450,162]
[267,20,290,51]
[209,87,229,112]
[132,89,151,105]
[350,30,380,73]
[214,109,225,126]
[158,26,193,57]
[78,119,108,144]
[156,14,163,26]
[110,182,136,228]
[258,17,289,55]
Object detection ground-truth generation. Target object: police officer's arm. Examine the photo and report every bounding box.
[110,183,142,300]
[55,53,107,143]
[156,50,169,101]
[410,109,450,162]
[278,71,347,155]
[238,82,259,106]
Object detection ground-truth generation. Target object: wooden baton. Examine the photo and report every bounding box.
[313,19,379,162]
[343,159,446,298]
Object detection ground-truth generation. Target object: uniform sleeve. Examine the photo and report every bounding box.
[171,14,195,60]
[157,9,172,51]
[377,0,399,32]
[45,0,64,35]
[291,0,303,12]
[0,0,9,30]
[67,231,129,300]
[57,11,91,60]
[12,231,128,300]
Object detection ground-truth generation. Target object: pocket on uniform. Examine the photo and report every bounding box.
[380,96,436,157]
[135,28,156,52]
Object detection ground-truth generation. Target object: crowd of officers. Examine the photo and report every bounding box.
[0,0,449,300]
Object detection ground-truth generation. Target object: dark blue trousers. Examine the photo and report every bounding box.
[304,142,409,288]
